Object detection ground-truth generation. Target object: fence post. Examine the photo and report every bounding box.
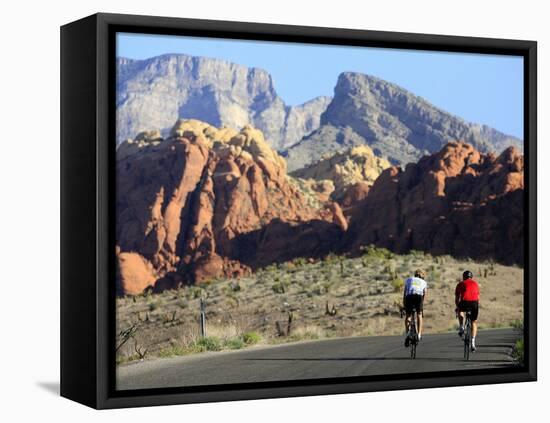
[199,298,206,337]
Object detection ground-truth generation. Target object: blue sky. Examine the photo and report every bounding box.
[117,33,524,139]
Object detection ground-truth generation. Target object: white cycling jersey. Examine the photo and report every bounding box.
[404,276,427,296]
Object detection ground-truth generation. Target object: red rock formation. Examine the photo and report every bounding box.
[116,120,344,294]
[346,142,524,265]
[116,135,524,295]
[339,181,371,218]
[116,252,157,295]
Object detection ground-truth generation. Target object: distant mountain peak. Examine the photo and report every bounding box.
[116,53,330,149]
[284,70,522,171]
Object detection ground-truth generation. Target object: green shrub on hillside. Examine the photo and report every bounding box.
[225,337,245,350]
[361,245,394,260]
[194,336,222,352]
[511,319,524,330]
[392,278,404,293]
[272,281,288,294]
[242,331,262,345]
[512,338,524,365]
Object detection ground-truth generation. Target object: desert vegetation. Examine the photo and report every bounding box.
[116,247,523,364]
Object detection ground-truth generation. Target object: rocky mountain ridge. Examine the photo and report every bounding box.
[116,54,331,150]
[117,55,522,174]
[283,72,522,170]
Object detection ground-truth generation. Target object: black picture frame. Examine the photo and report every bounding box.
[61,12,537,409]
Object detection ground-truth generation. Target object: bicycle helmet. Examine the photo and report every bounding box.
[463,270,473,280]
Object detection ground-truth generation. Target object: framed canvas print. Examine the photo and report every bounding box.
[60,13,537,409]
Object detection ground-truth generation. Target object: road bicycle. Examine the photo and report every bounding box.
[401,307,419,359]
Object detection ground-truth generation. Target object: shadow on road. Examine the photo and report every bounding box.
[242,357,513,364]
[477,344,514,348]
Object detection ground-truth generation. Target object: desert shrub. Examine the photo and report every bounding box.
[512,338,524,365]
[225,337,245,350]
[226,293,240,308]
[409,249,425,258]
[321,252,339,266]
[161,310,178,324]
[263,264,278,273]
[392,278,404,293]
[272,281,287,294]
[194,336,222,352]
[187,286,204,300]
[309,282,331,296]
[511,319,524,330]
[430,270,441,283]
[148,300,162,311]
[288,325,326,341]
[384,260,397,279]
[223,281,241,296]
[322,280,334,293]
[158,345,188,358]
[293,257,308,267]
[397,263,409,274]
[242,331,262,345]
[361,245,394,260]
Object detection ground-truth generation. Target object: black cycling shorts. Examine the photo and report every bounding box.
[404,294,424,314]
[458,300,479,321]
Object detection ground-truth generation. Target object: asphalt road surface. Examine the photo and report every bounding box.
[117,328,520,390]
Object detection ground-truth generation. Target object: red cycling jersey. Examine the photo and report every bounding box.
[455,279,480,302]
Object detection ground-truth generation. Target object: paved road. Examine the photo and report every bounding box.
[117,329,520,390]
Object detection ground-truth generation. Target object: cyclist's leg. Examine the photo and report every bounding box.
[404,296,411,334]
[456,310,464,336]
[458,310,464,327]
[471,302,479,348]
[404,312,412,346]
[417,296,424,338]
[405,313,411,333]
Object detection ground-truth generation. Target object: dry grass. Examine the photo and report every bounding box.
[116,248,524,364]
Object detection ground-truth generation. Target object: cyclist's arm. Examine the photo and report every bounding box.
[454,285,461,307]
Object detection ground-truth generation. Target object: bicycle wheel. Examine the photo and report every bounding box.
[463,320,471,361]
[410,310,417,359]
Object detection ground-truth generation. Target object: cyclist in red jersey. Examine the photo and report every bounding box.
[455,270,480,351]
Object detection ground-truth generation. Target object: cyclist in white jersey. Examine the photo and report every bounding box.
[403,269,428,346]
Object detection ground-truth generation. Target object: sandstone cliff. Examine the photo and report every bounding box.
[291,145,391,199]
[345,141,524,265]
[116,119,345,294]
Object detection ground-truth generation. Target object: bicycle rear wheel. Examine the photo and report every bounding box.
[463,320,471,361]
[410,310,417,359]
